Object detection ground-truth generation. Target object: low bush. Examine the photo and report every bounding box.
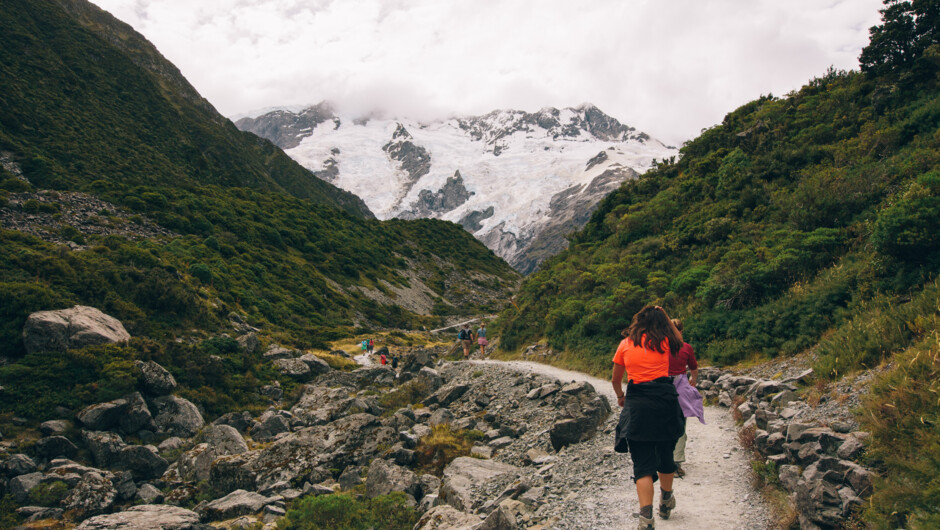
[415,424,484,476]
[28,480,69,506]
[277,492,417,530]
[378,379,432,412]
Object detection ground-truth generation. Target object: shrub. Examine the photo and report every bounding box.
[278,492,417,530]
[28,480,68,506]
[415,424,482,476]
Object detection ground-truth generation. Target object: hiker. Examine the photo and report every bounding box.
[458,324,473,359]
[380,352,387,365]
[477,322,489,358]
[361,339,368,352]
[612,305,685,530]
[669,318,705,478]
[391,354,399,369]
[368,338,375,354]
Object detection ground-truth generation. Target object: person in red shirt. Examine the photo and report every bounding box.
[612,306,685,529]
[668,318,698,478]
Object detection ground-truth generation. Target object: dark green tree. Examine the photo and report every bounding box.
[860,0,940,76]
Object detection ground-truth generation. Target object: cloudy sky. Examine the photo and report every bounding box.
[91,0,884,145]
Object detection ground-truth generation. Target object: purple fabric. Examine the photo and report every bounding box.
[674,374,705,424]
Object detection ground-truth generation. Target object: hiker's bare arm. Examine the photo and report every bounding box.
[690,368,698,387]
[612,363,626,407]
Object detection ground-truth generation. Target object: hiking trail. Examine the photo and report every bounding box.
[469,359,773,529]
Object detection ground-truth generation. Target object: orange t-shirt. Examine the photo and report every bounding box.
[612,336,670,384]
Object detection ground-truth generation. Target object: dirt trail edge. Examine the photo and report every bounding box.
[470,360,773,529]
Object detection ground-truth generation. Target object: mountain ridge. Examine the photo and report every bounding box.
[236,102,677,273]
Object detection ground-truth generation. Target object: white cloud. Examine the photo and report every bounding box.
[91,0,884,145]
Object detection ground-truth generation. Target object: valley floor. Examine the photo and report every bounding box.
[469,360,773,529]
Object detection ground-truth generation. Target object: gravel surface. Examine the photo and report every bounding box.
[471,360,774,529]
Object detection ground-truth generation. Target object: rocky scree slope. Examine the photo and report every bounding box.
[0,330,618,529]
[236,102,677,273]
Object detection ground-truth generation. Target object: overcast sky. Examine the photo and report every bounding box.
[91,0,884,146]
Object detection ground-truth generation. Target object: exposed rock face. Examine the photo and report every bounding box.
[152,396,204,437]
[458,207,495,233]
[415,505,482,530]
[23,305,130,354]
[400,171,473,219]
[197,489,269,522]
[234,102,337,150]
[76,505,201,529]
[440,457,520,513]
[63,471,118,519]
[383,123,432,204]
[365,458,420,499]
[135,361,177,396]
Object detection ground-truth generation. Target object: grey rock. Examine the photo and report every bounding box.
[120,392,154,433]
[212,411,255,433]
[77,398,128,430]
[488,436,513,449]
[83,430,127,468]
[64,471,118,520]
[393,447,417,467]
[366,459,420,499]
[263,345,295,360]
[198,424,249,455]
[23,305,130,354]
[831,421,854,434]
[471,445,494,459]
[10,471,43,503]
[158,437,186,453]
[112,471,137,501]
[836,436,865,460]
[785,422,816,443]
[135,361,177,396]
[560,380,593,395]
[749,380,796,400]
[479,502,519,530]
[298,353,332,375]
[783,368,814,385]
[417,367,444,391]
[137,483,164,503]
[770,390,800,409]
[39,420,71,436]
[119,445,168,479]
[414,505,481,530]
[440,457,519,512]
[736,402,755,421]
[236,332,259,354]
[1,454,37,477]
[252,414,291,442]
[35,436,78,459]
[778,465,802,491]
[153,395,205,437]
[18,506,65,522]
[198,489,269,522]
[338,466,363,491]
[77,504,202,529]
[425,384,470,407]
[429,408,454,427]
[273,358,311,379]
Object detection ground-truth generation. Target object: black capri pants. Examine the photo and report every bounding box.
[628,438,678,482]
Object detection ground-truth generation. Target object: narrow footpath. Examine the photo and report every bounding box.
[470,360,773,529]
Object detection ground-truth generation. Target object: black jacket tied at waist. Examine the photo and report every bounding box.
[614,376,685,453]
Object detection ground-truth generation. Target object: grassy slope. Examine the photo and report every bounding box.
[0,0,370,217]
[0,0,519,423]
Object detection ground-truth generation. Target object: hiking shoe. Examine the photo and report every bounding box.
[675,464,686,478]
[637,514,655,529]
[659,494,676,520]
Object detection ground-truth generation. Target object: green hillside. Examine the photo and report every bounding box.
[498,3,939,525]
[0,0,518,422]
[0,0,370,217]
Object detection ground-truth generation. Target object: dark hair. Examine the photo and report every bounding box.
[622,306,682,355]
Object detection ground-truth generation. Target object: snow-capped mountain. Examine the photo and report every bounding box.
[235,102,677,273]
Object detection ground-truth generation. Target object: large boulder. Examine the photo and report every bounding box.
[119,445,168,480]
[298,353,332,375]
[365,459,420,499]
[77,399,129,431]
[83,430,127,468]
[197,489,269,522]
[135,361,177,396]
[273,358,312,380]
[415,505,482,530]
[77,505,202,529]
[1,454,37,477]
[152,396,204,437]
[440,457,519,512]
[549,393,611,451]
[63,471,118,520]
[23,305,130,354]
[9,471,43,503]
[120,392,154,434]
[35,436,79,459]
[251,414,291,442]
[199,424,249,455]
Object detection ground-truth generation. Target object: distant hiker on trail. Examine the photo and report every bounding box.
[458,324,473,359]
[477,322,489,358]
[368,338,375,354]
[612,305,685,530]
[361,339,368,352]
[391,354,399,369]
[669,318,705,479]
[380,353,387,365]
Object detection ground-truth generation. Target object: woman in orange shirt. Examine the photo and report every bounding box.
[613,306,685,530]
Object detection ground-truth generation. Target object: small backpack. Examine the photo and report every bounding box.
[458,329,468,340]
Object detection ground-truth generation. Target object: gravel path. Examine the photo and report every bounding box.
[471,360,774,529]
